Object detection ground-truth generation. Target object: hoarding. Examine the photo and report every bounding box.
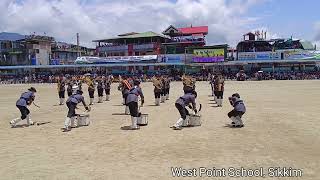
[192,48,225,63]
[282,50,320,60]
[75,55,158,64]
[158,54,184,63]
[238,52,280,61]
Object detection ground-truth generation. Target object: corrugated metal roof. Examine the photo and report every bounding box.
[0,32,25,41]
[178,26,208,35]
[93,31,168,42]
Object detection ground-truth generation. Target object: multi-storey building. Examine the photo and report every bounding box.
[93,25,209,57]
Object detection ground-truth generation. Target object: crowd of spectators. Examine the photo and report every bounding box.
[1,68,320,84]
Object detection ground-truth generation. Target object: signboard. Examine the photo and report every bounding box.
[238,52,280,61]
[238,50,320,61]
[158,54,184,63]
[75,55,158,64]
[192,48,225,63]
[282,50,320,60]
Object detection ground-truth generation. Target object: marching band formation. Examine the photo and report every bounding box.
[10,73,246,132]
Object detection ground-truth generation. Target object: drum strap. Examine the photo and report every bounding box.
[123,80,132,90]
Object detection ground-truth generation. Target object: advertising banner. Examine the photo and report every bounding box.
[282,50,320,60]
[192,48,225,63]
[158,54,184,63]
[238,52,281,61]
[75,55,158,64]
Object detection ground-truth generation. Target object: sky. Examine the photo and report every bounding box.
[0,0,319,48]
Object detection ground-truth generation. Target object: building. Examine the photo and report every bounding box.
[24,35,54,65]
[51,42,95,65]
[0,32,26,66]
[0,32,95,66]
[93,25,209,57]
[94,31,167,57]
[0,32,54,66]
[162,25,208,54]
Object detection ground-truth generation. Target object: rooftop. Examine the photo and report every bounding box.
[178,26,208,35]
[93,31,168,42]
[0,32,25,41]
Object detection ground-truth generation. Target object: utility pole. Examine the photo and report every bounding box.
[76,33,80,57]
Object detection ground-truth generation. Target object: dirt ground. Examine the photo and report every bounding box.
[0,81,319,180]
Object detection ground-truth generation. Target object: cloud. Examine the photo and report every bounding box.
[0,0,267,47]
[314,22,320,41]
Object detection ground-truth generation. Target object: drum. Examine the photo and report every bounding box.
[137,114,148,126]
[182,116,190,127]
[188,114,201,126]
[72,85,79,94]
[77,114,90,126]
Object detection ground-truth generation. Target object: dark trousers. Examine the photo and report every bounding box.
[154,92,161,98]
[98,88,104,97]
[128,101,139,117]
[88,90,94,98]
[227,110,244,118]
[123,94,128,105]
[105,89,110,95]
[17,105,30,119]
[216,91,223,99]
[160,89,165,96]
[66,102,77,118]
[59,91,65,98]
[214,91,218,96]
[67,91,72,97]
[175,103,189,120]
[165,88,170,95]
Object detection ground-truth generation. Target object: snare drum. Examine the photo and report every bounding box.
[188,114,201,126]
[77,114,90,126]
[182,116,190,127]
[137,114,148,126]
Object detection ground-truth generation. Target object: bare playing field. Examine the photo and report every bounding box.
[0,81,319,180]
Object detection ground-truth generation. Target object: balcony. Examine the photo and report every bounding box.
[98,45,128,52]
[0,48,25,54]
[133,43,154,50]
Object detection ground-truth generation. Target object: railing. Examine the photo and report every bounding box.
[98,45,128,52]
[98,43,156,52]
[133,43,154,50]
[0,48,25,54]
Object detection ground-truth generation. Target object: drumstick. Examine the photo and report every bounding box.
[33,102,40,108]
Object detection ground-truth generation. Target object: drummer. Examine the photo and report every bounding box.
[172,90,197,130]
[126,80,144,130]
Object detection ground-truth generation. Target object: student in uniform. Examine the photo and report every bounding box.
[164,76,171,100]
[182,74,196,94]
[216,74,225,107]
[10,87,37,127]
[160,76,167,103]
[152,75,163,106]
[118,76,133,114]
[57,75,66,105]
[63,90,90,132]
[126,80,144,130]
[228,93,246,128]
[86,76,95,105]
[104,75,113,101]
[67,81,73,97]
[172,91,198,130]
[97,77,104,103]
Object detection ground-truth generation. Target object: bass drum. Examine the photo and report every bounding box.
[137,114,148,126]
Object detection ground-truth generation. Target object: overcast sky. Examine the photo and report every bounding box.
[0,0,319,48]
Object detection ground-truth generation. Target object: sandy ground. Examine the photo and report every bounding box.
[0,81,319,180]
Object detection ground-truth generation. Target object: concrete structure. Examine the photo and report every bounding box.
[51,42,95,65]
